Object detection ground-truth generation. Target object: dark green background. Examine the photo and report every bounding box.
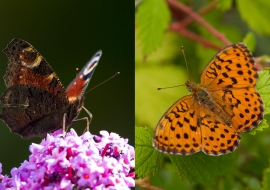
[0,1,134,174]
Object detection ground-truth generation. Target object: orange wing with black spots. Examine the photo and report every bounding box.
[199,104,240,155]
[201,43,264,133]
[153,95,202,155]
[201,43,257,90]
[153,93,241,156]
[211,87,263,133]
[153,43,263,156]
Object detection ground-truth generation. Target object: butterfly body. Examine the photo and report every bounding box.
[187,81,231,126]
[153,43,264,156]
[0,39,101,139]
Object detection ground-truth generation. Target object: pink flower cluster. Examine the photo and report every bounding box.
[0,129,135,190]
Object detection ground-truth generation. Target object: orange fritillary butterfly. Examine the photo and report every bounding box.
[153,43,264,156]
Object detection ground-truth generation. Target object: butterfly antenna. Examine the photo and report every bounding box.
[157,46,190,91]
[157,84,185,90]
[182,46,191,82]
[84,72,120,95]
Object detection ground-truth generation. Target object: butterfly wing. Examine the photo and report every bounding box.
[200,43,257,90]
[153,95,202,155]
[198,103,240,155]
[200,43,264,133]
[0,39,71,138]
[66,50,102,102]
[0,85,70,139]
[2,38,69,104]
[211,87,264,133]
[153,95,240,156]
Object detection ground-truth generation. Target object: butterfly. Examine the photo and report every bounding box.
[0,38,102,139]
[153,43,264,156]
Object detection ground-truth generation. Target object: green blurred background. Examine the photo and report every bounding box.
[0,1,134,174]
[136,0,270,189]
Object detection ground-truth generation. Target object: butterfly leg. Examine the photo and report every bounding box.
[72,117,90,133]
[62,113,67,134]
[72,106,92,133]
[83,106,92,131]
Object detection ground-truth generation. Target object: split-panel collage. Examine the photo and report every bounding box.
[0,1,270,190]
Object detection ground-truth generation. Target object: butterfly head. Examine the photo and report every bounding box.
[185,81,197,93]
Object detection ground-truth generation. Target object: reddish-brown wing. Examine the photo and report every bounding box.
[3,39,69,103]
[0,39,70,138]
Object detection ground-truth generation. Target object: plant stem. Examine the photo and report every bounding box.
[166,0,231,46]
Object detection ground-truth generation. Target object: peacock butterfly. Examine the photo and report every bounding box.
[0,39,101,139]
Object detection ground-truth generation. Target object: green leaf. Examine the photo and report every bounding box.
[150,163,195,190]
[262,164,270,190]
[249,119,268,135]
[135,31,181,63]
[135,126,164,178]
[249,70,270,134]
[217,0,233,11]
[136,0,171,55]
[242,176,261,189]
[169,152,237,183]
[257,70,270,115]
[237,0,270,35]
[243,32,256,52]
